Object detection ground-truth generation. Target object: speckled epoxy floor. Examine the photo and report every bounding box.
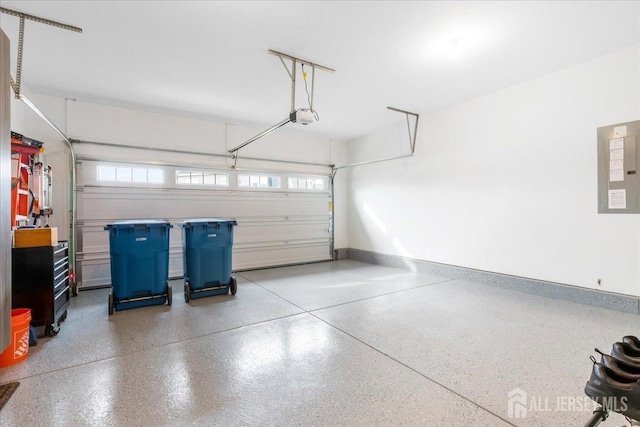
[0,260,637,426]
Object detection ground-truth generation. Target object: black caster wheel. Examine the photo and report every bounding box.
[108,290,114,316]
[167,284,172,306]
[45,322,60,337]
[230,277,237,296]
[184,282,191,303]
[60,310,67,322]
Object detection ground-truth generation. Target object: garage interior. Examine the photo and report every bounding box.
[1,1,640,426]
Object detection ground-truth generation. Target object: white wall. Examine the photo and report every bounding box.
[346,44,640,297]
[10,95,347,248]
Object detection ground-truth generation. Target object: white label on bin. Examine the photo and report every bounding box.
[135,237,148,242]
[207,234,217,238]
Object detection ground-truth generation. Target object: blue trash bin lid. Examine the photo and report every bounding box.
[105,219,172,229]
[179,218,237,227]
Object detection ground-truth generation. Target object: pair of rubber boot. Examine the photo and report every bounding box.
[585,336,640,421]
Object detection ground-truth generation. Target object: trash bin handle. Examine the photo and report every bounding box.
[133,224,149,231]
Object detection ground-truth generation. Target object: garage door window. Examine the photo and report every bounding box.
[288,177,326,191]
[238,174,281,189]
[176,171,229,186]
[97,165,164,184]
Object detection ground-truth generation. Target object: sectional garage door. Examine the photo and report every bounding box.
[75,155,333,289]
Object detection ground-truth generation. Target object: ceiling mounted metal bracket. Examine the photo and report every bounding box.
[269,49,335,114]
[1,7,82,98]
[278,56,293,81]
[268,49,336,74]
[332,107,420,177]
[227,49,335,156]
[386,106,419,154]
[0,7,82,32]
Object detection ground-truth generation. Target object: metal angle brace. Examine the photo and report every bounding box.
[0,7,82,98]
[332,106,420,177]
[387,106,419,155]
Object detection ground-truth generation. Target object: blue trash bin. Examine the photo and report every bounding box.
[180,218,237,302]
[104,220,173,314]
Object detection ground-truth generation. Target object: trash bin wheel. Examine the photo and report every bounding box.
[230,277,237,296]
[45,322,60,337]
[184,282,191,303]
[167,284,172,306]
[108,290,114,316]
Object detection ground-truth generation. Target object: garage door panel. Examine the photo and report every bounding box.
[78,189,329,220]
[80,222,330,251]
[235,223,329,244]
[77,260,111,288]
[233,244,330,270]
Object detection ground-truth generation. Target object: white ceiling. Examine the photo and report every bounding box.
[1,1,639,140]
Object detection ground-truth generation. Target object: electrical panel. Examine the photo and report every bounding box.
[597,120,640,213]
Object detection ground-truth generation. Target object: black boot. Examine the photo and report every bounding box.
[623,336,640,352]
[594,349,640,382]
[611,342,640,366]
[585,362,640,421]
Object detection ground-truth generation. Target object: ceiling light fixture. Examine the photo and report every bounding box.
[448,37,463,57]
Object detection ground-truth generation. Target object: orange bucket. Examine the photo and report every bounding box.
[0,309,32,368]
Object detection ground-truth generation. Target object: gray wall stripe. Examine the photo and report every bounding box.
[346,248,640,315]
